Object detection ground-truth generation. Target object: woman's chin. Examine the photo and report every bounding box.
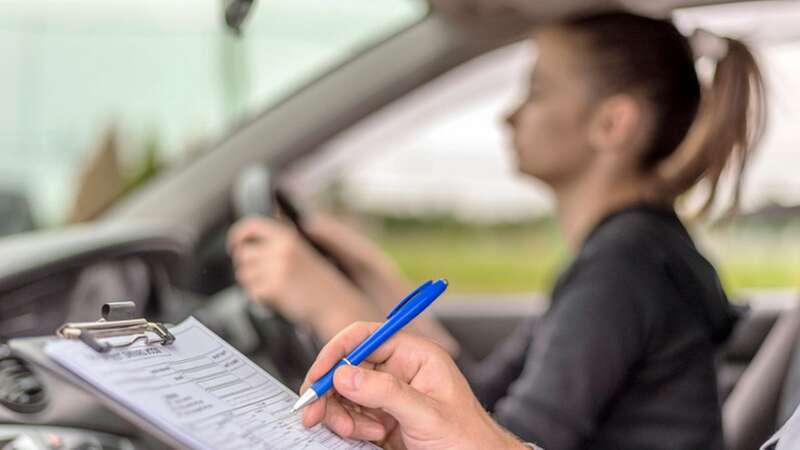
[514,160,539,178]
[516,164,557,187]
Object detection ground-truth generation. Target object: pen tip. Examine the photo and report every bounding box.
[292,389,318,413]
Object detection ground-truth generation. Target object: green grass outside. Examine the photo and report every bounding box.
[369,216,800,296]
[378,228,565,293]
[701,227,800,293]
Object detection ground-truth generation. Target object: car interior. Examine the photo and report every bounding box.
[0,0,798,449]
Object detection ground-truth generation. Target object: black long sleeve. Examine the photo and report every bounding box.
[491,251,656,448]
[462,205,731,450]
[458,317,536,410]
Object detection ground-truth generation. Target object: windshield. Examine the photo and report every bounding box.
[0,0,427,233]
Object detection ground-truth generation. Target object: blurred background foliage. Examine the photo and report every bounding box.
[328,208,800,295]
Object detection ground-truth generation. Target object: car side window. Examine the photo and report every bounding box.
[285,29,800,298]
[0,0,426,232]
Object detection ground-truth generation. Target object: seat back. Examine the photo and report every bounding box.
[723,305,800,450]
[778,326,800,427]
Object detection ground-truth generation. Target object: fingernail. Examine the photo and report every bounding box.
[361,423,383,440]
[340,366,363,390]
[336,414,353,437]
[352,367,363,389]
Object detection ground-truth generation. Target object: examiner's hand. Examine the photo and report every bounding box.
[300,322,526,450]
[227,217,380,340]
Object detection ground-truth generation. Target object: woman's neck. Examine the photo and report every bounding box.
[553,173,651,253]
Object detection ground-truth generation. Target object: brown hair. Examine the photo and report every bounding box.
[560,12,767,217]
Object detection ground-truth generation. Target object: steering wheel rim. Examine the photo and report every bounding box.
[244,300,320,391]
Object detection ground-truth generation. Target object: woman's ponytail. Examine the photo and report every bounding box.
[656,32,767,217]
[561,14,767,218]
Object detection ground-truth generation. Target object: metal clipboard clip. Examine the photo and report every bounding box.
[56,301,175,353]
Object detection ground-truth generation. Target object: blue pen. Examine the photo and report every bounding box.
[291,278,448,412]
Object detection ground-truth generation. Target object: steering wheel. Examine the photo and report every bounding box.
[245,300,320,391]
[229,166,342,390]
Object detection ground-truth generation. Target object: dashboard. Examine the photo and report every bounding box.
[0,222,194,340]
[0,221,196,449]
[0,425,134,450]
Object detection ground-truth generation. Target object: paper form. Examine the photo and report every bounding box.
[45,317,379,450]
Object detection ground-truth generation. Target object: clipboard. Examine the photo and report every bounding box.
[9,302,190,449]
[55,301,175,353]
[9,302,377,450]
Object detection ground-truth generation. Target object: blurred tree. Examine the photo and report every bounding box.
[67,127,125,223]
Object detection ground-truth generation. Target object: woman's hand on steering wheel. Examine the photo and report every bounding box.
[227,217,382,341]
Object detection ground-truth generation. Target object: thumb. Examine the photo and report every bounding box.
[333,365,439,428]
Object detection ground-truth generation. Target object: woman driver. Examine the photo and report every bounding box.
[229,11,766,449]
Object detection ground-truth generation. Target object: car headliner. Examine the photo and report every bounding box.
[427,0,774,39]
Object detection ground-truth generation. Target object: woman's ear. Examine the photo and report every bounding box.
[587,94,646,159]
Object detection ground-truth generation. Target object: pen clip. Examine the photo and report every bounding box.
[386,280,433,320]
